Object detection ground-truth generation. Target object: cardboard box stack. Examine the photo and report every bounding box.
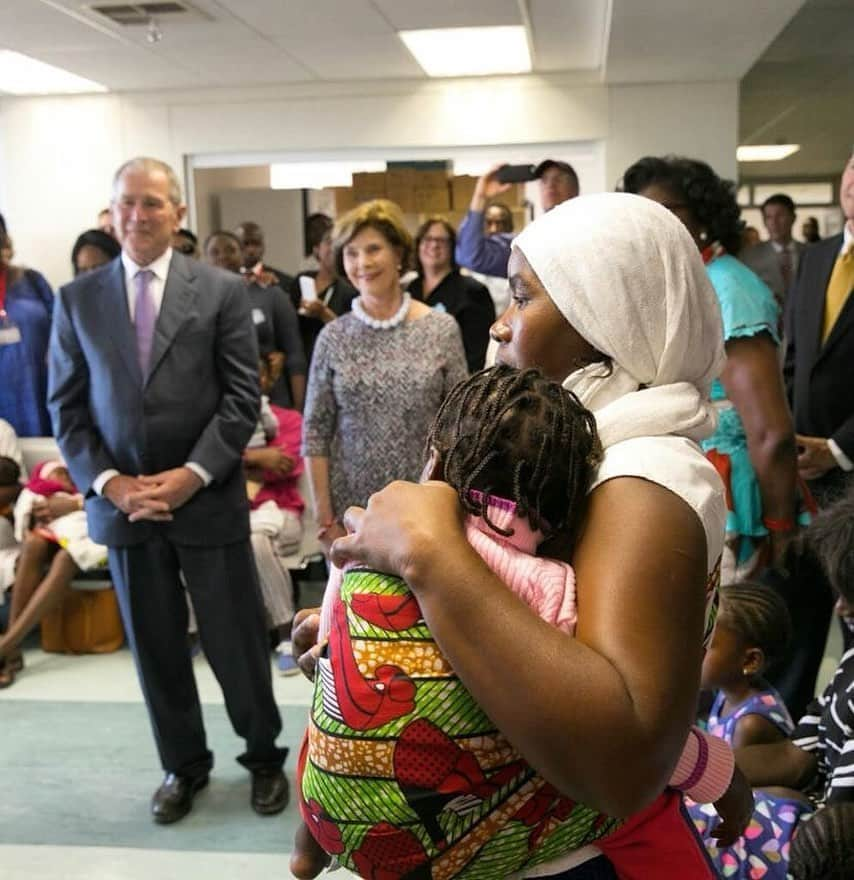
[352,172,387,203]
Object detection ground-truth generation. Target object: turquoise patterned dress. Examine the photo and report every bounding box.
[701,254,807,568]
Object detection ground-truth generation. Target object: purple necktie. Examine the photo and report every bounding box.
[133,269,156,376]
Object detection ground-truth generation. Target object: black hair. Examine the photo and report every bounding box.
[789,804,854,880]
[71,229,121,274]
[427,365,601,548]
[203,229,242,252]
[414,216,457,276]
[620,155,744,255]
[0,212,6,235]
[761,193,796,216]
[717,581,792,671]
[305,213,333,256]
[804,486,854,604]
[485,202,514,233]
[176,228,198,246]
[536,160,579,193]
[0,455,21,487]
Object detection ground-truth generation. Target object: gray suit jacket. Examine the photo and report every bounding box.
[740,240,804,303]
[48,252,260,547]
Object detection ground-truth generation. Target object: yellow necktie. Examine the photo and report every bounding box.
[823,244,854,341]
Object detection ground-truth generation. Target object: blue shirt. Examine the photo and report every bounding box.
[455,210,515,279]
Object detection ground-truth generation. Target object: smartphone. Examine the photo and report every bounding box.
[496,163,538,184]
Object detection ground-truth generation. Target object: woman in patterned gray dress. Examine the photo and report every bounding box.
[302,200,468,555]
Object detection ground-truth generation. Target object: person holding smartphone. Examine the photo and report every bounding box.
[456,159,579,278]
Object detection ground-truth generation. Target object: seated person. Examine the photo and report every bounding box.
[0,460,107,688]
[789,802,854,879]
[710,488,854,878]
[292,365,740,880]
[0,454,22,615]
[688,583,803,872]
[244,355,305,675]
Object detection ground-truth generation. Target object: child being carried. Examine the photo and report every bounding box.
[294,365,736,880]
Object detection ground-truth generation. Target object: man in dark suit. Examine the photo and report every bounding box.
[767,153,854,718]
[785,154,854,503]
[741,193,804,307]
[48,157,288,824]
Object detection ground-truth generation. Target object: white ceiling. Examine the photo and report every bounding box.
[3,0,848,179]
[738,0,854,179]
[0,0,803,91]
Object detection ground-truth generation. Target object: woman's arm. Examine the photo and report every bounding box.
[306,455,346,555]
[721,333,797,549]
[333,476,709,817]
[305,455,335,528]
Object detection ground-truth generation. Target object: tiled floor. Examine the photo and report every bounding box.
[0,606,844,880]
[0,576,361,880]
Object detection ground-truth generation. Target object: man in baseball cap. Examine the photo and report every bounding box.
[456,158,579,278]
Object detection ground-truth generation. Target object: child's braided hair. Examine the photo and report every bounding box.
[427,365,602,547]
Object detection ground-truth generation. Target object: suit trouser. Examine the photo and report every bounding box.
[108,534,287,778]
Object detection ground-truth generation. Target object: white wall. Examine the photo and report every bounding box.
[0,74,739,289]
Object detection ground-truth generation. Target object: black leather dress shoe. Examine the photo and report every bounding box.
[151,772,209,825]
[250,769,289,815]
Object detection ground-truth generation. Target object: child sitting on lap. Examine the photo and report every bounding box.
[293,365,738,880]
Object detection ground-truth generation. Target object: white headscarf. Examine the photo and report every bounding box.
[512,192,725,449]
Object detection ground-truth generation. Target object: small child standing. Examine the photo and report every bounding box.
[293,365,736,880]
[690,584,814,875]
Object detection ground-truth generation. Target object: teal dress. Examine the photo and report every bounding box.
[701,255,803,564]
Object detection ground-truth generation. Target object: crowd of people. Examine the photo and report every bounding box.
[0,147,852,879]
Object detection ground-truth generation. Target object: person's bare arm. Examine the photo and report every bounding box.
[290,373,306,412]
[721,333,797,557]
[306,455,345,554]
[735,739,817,790]
[333,476,708,817]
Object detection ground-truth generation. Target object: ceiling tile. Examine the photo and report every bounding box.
[529,0,608,71]
[370,0,520,31]
[275,32,424,80]
[214,0,394,38]
[32,47,207,90]
[0,0,122,52]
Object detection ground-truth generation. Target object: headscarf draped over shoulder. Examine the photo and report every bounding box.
[512,192,725,449]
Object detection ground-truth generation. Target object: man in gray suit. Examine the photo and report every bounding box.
[741,193,804,307]
[48,157,288,824]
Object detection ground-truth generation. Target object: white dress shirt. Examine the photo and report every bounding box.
[93,247,212,495]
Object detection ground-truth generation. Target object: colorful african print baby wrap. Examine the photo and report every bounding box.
[298,568,621,879]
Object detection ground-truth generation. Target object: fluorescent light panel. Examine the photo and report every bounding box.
[270,161,387,190]
[0,50,107,95]
[737,144,800,162]
[400,26,531,78]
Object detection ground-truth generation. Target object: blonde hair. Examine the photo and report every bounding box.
[332,199,412,272]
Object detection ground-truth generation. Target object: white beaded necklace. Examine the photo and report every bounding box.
[351,292,411,330]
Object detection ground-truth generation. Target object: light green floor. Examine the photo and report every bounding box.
[0,575,359,879]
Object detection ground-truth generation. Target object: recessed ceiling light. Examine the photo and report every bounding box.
[736,144,800,162]
[399,26,531,78]
[0,50,108,95]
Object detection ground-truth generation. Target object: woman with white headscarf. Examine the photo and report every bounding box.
[295,194,736,877]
